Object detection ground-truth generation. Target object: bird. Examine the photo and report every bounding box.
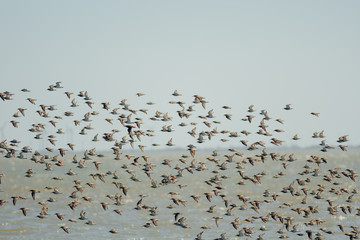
[67,143,75,151]
[100,202,108,211]
[113,209,122,215]
[20,207,28,216]
[60,225,70,233]
[172,90,181,96]
[305,230,313,239]
[166,138,174,146]
[79,210,86,220]
[11,196,20,206]
[213,216,223,227]
[10,120,19,128]
[0,199,8,206]
[292,134,300,140]
[248,105,255,112]
[65,92,72,99]
[27,98,36,105]
[190,195,200,203]
[339,145,347,151]
[195,231,204,240]
[204,192,212,202]
[70,99,78,107]
[311,112,320,117]
[284,104,293,110]
[150,218,158,226]
[30,189,39,200]
[56,212,64,220]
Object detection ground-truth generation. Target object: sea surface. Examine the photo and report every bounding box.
[0,149,359,239]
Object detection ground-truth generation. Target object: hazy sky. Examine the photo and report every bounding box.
[1,1,359,152]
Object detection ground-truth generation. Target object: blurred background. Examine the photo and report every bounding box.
[1,0,359,151]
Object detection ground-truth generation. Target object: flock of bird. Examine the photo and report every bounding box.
[0,82,357,240]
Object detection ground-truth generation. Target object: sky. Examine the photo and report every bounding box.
[0,1,359,152]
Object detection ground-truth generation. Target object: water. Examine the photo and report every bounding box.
[0,150,359,239]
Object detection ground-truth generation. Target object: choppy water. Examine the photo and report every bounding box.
[0,150,359,239]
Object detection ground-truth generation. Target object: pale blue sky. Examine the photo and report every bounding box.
[0,1,359,151]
